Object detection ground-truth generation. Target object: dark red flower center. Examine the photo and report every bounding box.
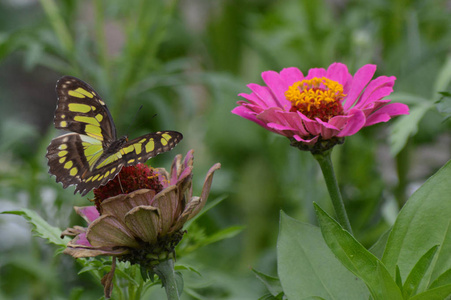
[94,164,163,205]
[285,77,345,122]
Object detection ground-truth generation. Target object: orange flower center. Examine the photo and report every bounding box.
[285,77,345,121]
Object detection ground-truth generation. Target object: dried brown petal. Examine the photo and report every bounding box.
[101,189,155,220]
[188,163,221,220]
[101,257,116,299]
[87,215,140,248]
[152,185,180,235]
[124,206,160,244]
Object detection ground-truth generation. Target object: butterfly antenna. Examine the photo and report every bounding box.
[125,105,144,137]
[117,173,125,194]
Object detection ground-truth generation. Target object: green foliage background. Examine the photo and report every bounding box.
[0,0,450,298]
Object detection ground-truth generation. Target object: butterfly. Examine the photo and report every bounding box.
[46,76,183,196]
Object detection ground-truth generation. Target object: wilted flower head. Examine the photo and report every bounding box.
[61,150,220,297]
[232,63,409,153]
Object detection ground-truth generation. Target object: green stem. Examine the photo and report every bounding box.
[39,0,73,53]
[394,140,410,209]
[313,150,353,234]
[39,0,80,74]
[94,0,110,78]
[153,259,180,300]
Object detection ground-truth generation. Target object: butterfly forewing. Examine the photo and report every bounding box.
[46,76,183,196]
[55,76,117,145]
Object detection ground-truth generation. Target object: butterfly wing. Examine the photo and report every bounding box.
[54,76,117,146]
[46,130,183,196]
[46,133,114,195]
[116,131,183,167]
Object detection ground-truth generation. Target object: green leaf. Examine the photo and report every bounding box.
[2,209,68,247]
[199,226,244,246]
[382,161,451,289]
[175,271,184,297]
[395,266,403,290]
[409,284,451,300]
[369,229,391,259]
[252,269,283,297]
[184,195,228,229]
[402,245,439,298]
[174,264,201,277]
[433,55,451,96]
[257,294,280,300]
[277,211,369,299]
[430,269,451,290]
[313,204,402,300]
[436,94,451,120]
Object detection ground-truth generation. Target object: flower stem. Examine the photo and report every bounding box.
[313,150,353,234]
[153,259,180,300]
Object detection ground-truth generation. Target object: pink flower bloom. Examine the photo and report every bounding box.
[232,63,409,149]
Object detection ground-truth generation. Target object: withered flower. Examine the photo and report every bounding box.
[61,150,221,298]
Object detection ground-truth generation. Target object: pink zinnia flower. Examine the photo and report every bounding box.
[232,63,409,152]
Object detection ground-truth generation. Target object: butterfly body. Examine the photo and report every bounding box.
[46,76,183,196]
[94,136,128,169]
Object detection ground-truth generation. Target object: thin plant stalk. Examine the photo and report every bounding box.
[313,150,353,234]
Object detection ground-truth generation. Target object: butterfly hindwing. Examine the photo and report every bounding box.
[55,76,117,145]
[46,76,183,196]
[119,131,184,167]
[46,132,121,195]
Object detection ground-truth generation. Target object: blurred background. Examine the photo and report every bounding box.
[1,0,451,298]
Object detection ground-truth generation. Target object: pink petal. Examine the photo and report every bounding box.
[354,76,395,110]
[175,167,193,186]
[183,149,194,170]
[72,232,92,247]
[237,102,265,114]
[293,135,319,145]
[267,122,295,131]
[298,112,322,136]
[261,71,291,109]
[360,99,391,117]
[240,84,276,108]
[337,109,366,137]
[280,67,304,85]
[365,102,409,126]
[257,107,289,127]
[306,67,327,79]
[314,118,340,140]
[75,206,100,223]
[326,63,350,86]
[329,114,353,129]
[232,106,268,128]
[276,111,310,136]
[155,168,170,188]
[343,64,377,111]
[170,153,183,183]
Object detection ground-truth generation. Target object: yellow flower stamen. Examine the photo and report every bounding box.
[285,77,346,121]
